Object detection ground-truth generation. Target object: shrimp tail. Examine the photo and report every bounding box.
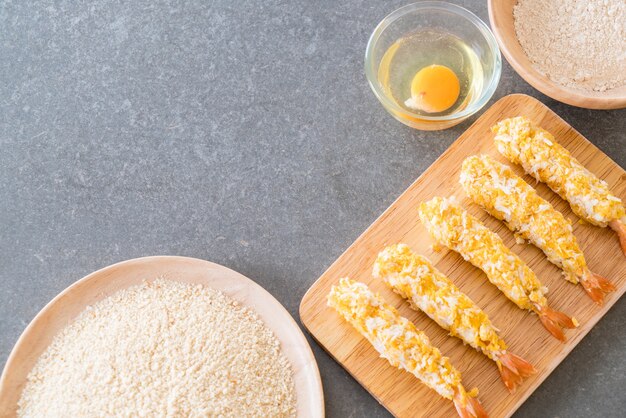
[581,270,617,305]
[453,388,489,418]
[534,303,577,342]
[496,352,536,393]
[467,396,489,418]
[609,219,626,257]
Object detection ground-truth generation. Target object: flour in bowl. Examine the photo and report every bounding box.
[18,279,296,417]
[514,0,625,92]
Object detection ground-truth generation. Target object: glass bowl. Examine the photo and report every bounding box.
[365,1,502,130]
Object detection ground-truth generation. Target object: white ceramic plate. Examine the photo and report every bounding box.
[0,256,324,417]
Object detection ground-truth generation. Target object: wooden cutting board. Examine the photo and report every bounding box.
[299,94,626,418]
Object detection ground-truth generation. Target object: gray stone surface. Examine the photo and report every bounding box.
[0,0,624,416]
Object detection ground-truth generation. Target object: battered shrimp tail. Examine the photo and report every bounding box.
[534,304,577,342]
[581,270,617,305]
[453,389,489,418]
[496,352,536,393]
[609,220,626,257]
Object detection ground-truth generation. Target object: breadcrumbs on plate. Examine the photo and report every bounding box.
[18,279,296,418]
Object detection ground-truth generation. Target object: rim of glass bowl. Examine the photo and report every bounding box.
[364,1,502,122]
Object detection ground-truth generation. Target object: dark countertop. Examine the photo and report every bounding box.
[1,1,624,417]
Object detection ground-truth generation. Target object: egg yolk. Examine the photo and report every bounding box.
[405,64,460,113]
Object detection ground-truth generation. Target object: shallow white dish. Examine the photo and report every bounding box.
[0,256,324,417]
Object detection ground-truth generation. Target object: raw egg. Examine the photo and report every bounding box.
[404,64,460,113]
